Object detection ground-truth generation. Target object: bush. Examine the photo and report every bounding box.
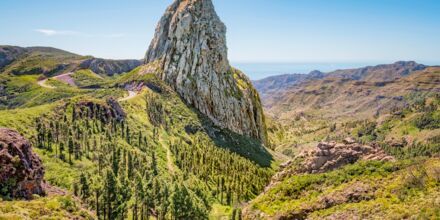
[413,112,440,130]
[357,121,377,138]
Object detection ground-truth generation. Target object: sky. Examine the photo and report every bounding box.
[1,0,440,78]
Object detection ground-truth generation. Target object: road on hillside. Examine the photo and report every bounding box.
[118,90,137,101]
[37,79,55,89]
[37,72,75,89]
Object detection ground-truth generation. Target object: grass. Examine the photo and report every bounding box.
[0,103,57,135]
[0,195,95,220]
[35,148,96,190]
[209,204,233,220]
[248,158,440,219]
[71,70,106,88]
[2,47,84,76]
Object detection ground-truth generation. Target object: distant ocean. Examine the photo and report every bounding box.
[232,62,380,80]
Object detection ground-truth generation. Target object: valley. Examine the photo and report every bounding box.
[1,0,439,219]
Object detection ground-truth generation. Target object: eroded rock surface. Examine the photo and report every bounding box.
[79,58,142,76]
[0,128,45,199]
[145,0,268,145]
[272,140,395,184]
[73,99,126,123]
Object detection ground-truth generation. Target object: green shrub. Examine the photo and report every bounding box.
[413,112,440,130]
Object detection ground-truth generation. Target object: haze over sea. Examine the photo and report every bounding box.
[234,61,439,80]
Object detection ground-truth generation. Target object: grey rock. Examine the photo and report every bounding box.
[270,140,395,184]
[80,58,142,76]
[0,128,45,200]
[145,0,268,145]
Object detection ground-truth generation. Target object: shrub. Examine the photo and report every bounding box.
[413,112,440,130]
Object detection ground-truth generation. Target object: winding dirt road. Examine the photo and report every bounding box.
[37,79,55,89]
[118,90,137,101]
[37,72,75,89]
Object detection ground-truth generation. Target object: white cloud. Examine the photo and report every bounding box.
[35,29,127,38]
[35,29,80,36]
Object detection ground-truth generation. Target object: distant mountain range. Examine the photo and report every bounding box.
[0,45,142,76]
[253,61,427,99]
[254,61,438,119]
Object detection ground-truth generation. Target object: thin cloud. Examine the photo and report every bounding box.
[35,29,127,38]
[35,29,80,36]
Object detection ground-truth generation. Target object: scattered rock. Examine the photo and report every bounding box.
[271,140,394,184]
[315,182,374,210]
[0,128,45,200]
[144,0,268,145]
[343,137,356,144]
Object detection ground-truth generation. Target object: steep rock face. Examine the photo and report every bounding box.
[0,128,45,199]
[79,58,142,76]
[145,0,268,144]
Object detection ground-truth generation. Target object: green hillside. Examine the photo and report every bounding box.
[0,53,275,219]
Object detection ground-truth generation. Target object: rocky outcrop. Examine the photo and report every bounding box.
[144,0,268,145]
[0,46,28,70]
[0,128,45,199]
[272,140,395,184]
[244,181,374,220]
[79,58,142,76]
[74,99,126,123]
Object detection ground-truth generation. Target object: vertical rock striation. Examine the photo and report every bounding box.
[145,0,268,145]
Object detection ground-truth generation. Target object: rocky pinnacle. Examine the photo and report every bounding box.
[145,0,268,145]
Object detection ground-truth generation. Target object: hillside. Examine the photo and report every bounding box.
[0,59,276,219]
[257,62,440,155]
[0,0,276,219]
[253,70,325,100]
[0,45,141,77]
[1,0,440,219]
[243,62,440,219]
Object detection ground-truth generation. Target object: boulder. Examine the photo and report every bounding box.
[343,137,356,144]
[0,128,45,199]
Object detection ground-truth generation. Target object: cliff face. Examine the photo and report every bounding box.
[145,0,268,145]
[79,58,142,76]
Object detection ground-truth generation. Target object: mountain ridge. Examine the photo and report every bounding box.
[0,45,142,76]
[254,61,427,99]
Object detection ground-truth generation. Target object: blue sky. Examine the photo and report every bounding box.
[1,0,440,65]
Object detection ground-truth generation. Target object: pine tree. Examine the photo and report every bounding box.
[80,173,90,199]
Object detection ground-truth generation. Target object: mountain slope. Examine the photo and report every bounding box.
[255,61,426,101]
[257,62,439,154]
[253,70,325,99]
[0,0,275,219]
[0,46,141,77]
[244,62,440,219]
[244,158,440,219]
[0,63,275,219]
